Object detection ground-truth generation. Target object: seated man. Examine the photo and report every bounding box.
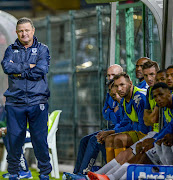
[166,65,173,93]
[156,69,166,83]
[135,57,149,89]
[88,82,173,180]
[73,64,123,175]
[143,61,160,130]
[97,72,150,163]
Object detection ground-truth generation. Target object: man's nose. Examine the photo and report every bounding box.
[110,75,114,80]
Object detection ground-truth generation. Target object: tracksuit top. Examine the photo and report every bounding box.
[1,36,50,106]
[136,80,149,90]
[102,92,120,125]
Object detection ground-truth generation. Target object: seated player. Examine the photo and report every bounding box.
[72,65,123,175]
[97,72,150,163]
[87,82,173,180]
[135,57,149,89]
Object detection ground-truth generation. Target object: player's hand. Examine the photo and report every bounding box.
[142,138,155,147]
[10,60,13,63]
[30,64,36,68]
[114,106,119,113]
[142,143,154,153]
[156,139,163,146]
[136,142,143,154]
[96,131,105,143]
[162,134,173,146]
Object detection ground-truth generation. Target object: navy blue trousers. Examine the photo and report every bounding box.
[73,131,106,174]
[5,103,52,175]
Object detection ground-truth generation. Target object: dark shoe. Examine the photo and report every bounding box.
[39,174,49,180]
[9,174,20,180]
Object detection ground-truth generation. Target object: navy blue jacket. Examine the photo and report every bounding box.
[1,36,50,106]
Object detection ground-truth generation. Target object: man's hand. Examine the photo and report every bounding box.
[162,134,173,146]
[96,130,114,144]
[114,106,119,113]
[30,64,36,68]
[136,142,143,154]
[141,138,155,153]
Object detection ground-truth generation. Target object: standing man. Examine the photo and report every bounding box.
[1,17,52,180]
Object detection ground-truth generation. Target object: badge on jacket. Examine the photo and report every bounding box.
[40,104,45,111]
[32,48,37,55]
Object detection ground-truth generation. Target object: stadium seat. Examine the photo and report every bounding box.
[0,138,8,171]
[24,110,62,179]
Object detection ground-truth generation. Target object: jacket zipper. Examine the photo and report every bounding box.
[24,48,28,105]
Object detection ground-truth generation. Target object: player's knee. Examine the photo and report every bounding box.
[114,138,123,148]
[105,135,114,147]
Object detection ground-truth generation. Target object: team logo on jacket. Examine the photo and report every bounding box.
[133,95,141,108]
[13,50,19,53]
[31,48,37,55]
[40,104,45,111]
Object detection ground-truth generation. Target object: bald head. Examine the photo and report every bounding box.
[107,64,123,80]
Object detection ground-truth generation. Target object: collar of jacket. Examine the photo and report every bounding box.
[13,36,38,49]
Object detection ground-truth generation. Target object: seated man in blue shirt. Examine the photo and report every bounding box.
[97,72,150,163]
[73,64,123,175]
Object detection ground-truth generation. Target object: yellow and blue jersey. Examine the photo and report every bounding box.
[114,86,150,134]
[136,80,149,90]
[154,95,173,141]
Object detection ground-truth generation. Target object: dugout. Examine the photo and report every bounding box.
[31,1,163,164]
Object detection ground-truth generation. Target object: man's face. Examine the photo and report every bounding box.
[166,68,173,89]
[143,67,157,87]
[109,86,121,102]
[136,58,148,80]
[16,22,35,46]
[156,72,166,83]
[153,87,170,108]
[114,76,132,98]
[107,67,121,80]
